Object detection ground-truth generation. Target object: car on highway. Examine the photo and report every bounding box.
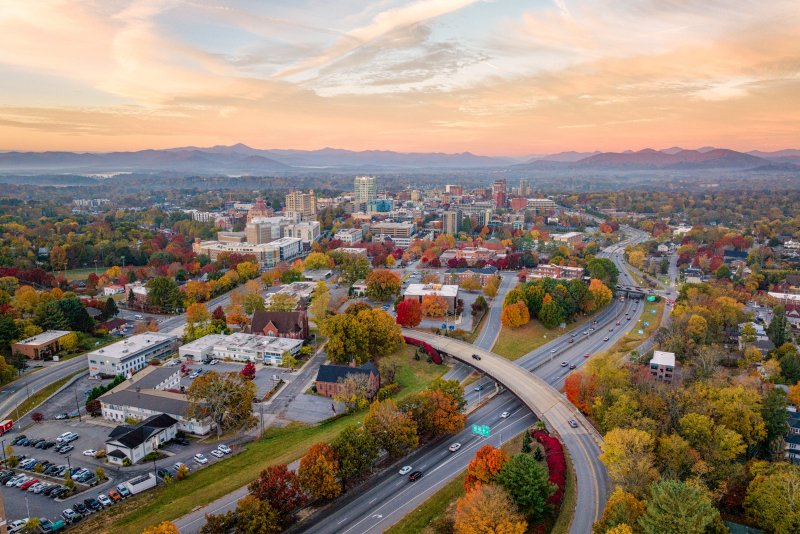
[582,330,589,335]
[560,361,568,367]
[408,471,424,482]
[603,336,610,341]
[568,420,578,428]
[471,353,481,360]
[608,327,614,332]
[473,384,484,392]
[569,364,576,370]
[584,353,590,358]
[616,321,621,325]
[500,411,510,418]
[448,443,462,452]
[398,466,412,475]
[567,338,574,344]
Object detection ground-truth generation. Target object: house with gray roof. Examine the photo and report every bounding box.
[106,413,178,466]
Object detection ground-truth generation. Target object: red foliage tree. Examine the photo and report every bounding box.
[212,305,226,322]
[247,464,307,526]
[241,362,257,380]
[395,299,422,328]
[532,430,566,508]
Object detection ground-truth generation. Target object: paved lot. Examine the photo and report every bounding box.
[178,361,288,399]
[282,394,343,423]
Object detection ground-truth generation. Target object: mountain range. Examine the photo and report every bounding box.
[0,144,798,173]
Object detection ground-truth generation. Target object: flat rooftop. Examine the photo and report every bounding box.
[651,350,675,367]
[404,283,459,298]
[213,333,303,353]
[179,334,228,353]
[14,330,71,346]
[89,333,176,361]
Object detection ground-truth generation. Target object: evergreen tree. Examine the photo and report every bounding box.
[639,480,718,534]
[766,306,789,347]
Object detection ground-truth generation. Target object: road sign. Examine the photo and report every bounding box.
[646,295,656,302]
[471,424,491,437]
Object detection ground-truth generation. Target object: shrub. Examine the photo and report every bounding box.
[122,458,132,467]
[532,430,566,508]
[94,450,106,459]
[377,383,401,400]
[95,467,106,480]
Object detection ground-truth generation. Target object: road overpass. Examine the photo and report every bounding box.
[402,329,606,534]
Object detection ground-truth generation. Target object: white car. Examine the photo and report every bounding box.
[97,494,113,506]
[448,443,462,452]
[500,411,510,418]
[217,444,231,454]
[398,465,413,475]
[8,519,29,533]
[210,449,224,459]
[83,449,97,456]
[193,453,208,465]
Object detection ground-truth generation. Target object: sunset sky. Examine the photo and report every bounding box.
[1,0,798,155]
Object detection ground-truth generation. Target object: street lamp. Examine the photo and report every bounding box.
[73,383,82,422]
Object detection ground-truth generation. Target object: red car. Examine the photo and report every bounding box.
[20,479,39,490]
[584,353,590,358]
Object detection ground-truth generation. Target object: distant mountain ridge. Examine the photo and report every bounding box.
[0,144,798,173]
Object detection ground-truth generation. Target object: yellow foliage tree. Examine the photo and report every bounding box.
[453,484,527,534]
[501,301,530,328]
[141,521,179,534]
[600,427,659,498]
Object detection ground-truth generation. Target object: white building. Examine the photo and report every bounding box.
[334,228,364,244]
[403,284,459,313]
[180,333,302,365]
[88,333,178,377]
[282,220,320,243]
[336,247,368,257]
[649,351,676,383]
[105,413,179,466]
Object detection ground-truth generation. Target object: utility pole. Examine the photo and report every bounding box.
[73,383,82,422]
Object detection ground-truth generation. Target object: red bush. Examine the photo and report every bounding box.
[532,430,566,507]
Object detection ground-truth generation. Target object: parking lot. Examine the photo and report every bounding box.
[177,360,287,400]
[1,417,241,526]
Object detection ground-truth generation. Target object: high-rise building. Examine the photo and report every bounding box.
[284,190,316,221]
[519,178,530,197]
[442,210,462,235]
[491,179,507,208]
[353,176,377,208]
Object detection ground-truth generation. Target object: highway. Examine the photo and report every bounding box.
[300,240,647,534]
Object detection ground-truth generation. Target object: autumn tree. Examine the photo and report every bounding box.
[334,373,373,412]
[234,495,282,534]
[496,453,555,522]
[365,269,402,301]
[428,377,467,410]
[298,443,341,501]
[464,445,509,492]
[321,309,402,364]
[303,252,333,271]
[243,292,266,315]
[789,381,800,407]
[639,479,719,534]
[501,301,530,328]
[331,424,378,487]
[588,278,613,310]
[600,427,658,498]
[460,276,481,292]
[187,371,257,437]
[421,294,448,317]
[141,521,180,534]
[308,281,330,325]
[364,399,419,459]
[402,390,465,437]
[185,302,210,340]
[593,487,645,534]
[483,276,501,298]
[453,484,527,534]
[395,298,422,328]
[627,249,645,270]
[240,361,257,380]
[744,463,800,533]
[247,464,307,526]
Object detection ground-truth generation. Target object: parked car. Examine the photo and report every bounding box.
[72,503,88,516]
[61,509,80,523]
[117,484,131,498]
[55,413,69,420]
[97,494,112,507]
[8,519,28,533]
[217,444,231,454]
[11,435,26,445]
[20,478,39,490]
[82,450,97,456]
[448,443,461,452]
[193,453,208,465]
[173,437,190,446]
[210,450,224,459]
[37,518,55,533]
[58,445,74,454]
[107,489,122,502]
[84,498,102,512]
[398,466,412,475]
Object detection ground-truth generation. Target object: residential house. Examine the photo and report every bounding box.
[105,413,179,466]
[785,304,800,329]
[250,310,309,339]
[785,407,800,462]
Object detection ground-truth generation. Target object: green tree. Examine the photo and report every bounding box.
[593,487,645,534]
[639,480,719,534]
[243,292,266,315]
[496,453,555,522]
[331,424,378,487]
[146,276,183,313]
[102,297,119,319]
[759,387,789,459]
[308,281,330,325]
[779,346,800,384]
[538,294,564,329]
[744,464,800,533]
[0,315,20,352]
[320,312,368,363]
[766,306,789,347]
[331,252,372,285]
[428,377,467,410]
[265,293,298,312]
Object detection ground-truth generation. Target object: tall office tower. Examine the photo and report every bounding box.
[492,179,507,208]
[353,176,377,207]
[285,189,317,221]
[519,178,530,197]
[442,210,462,235]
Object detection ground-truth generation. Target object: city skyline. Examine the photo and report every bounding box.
[1,0,799,155]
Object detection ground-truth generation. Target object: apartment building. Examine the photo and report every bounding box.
[88,333,178,377]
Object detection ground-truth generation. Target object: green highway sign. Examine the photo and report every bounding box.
[471,424,491,437]
[646,295,656,302]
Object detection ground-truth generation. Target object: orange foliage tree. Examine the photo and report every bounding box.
[501,301,530,328]
[454,483,527,534]
[564,371,595,414]
[421,295,448,317]
[298,443,341,501]
[464,445,509,492]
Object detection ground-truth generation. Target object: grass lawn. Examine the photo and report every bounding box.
[386,472,466,534]
[5,370,84,421]
[62,267,101,281]
[74,345,446,534]
[492,312,597,361]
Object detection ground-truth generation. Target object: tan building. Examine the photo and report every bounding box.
[12,330,72,359]
[285,190,317,221]
[369,221,414,238]
[529,264,584,280]
[246,197,273,222]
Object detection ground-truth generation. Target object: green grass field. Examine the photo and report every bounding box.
[492,312,597,361]
[74,345,446,534]
[62,267,102,281]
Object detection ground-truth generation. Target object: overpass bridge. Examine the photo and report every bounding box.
[402,329,608,534]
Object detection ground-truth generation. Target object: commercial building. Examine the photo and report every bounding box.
[529,264,584,280]
[368,199,394,213]
[266,282,318,305]
[246,197,273,222]
[370,221,416,248]
[334,227,364,244]
[649,351,676,383]
[442,210,461,235]
[403,284,459,314]
[447,266,499,285]
[526,198,557,214]
[354,176,377,207]
[103,285,125,296]
[445,184,463,196]
[88,332,178,377]
[519,178,531,197]
[552,232,584,245]
[281,220,321,243]
[491,179,507,208]
[460,203,493,227]
[284,190,317,221]
[439,247,498,266]
[315,362,380,399]
[192,236,302,266]
[336,247,368,257]
[11,330,72,360]
[180,332,302,365]
[105,413,179,466]
[509,197,528,211]
[99,366,212,435]
[246,216,320,245]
